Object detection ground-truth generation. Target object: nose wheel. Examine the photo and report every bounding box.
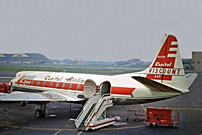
[35,104,46,118]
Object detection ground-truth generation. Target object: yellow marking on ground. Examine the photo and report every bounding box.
[141,104,146,112]
[23,126,76,131]
[0,124,20,129]
[54,130,62,135]
[77,131,83,135]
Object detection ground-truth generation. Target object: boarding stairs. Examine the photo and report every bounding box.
[75,93,115,131]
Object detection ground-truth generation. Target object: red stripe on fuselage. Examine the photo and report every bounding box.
[80,84,84,91]
[39,81,43,87]
[111,87,135,96]
[44,81,50,87]
[52,82,57,88]
[146,74,172,80]
[72,84,78,90]
[57,82,63,89]
[15,77,85,91]
[15,77,135,95]
[33,80,38,86]
[64,83,69,89]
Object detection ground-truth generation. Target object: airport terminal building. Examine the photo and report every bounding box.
[0,53,50,64]
[192,52,202,71]
[182,52,202,71]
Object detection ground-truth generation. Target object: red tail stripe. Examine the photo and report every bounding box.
[168,51,177,54]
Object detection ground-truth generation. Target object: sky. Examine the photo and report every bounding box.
[0,0,202,62]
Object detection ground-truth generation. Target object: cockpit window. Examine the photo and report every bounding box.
[24,75,36,80]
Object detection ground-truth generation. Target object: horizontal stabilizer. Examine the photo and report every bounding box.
[132,76,181,93]
[185,73,198,88]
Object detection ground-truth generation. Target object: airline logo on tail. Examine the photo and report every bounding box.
[146,35,183,81]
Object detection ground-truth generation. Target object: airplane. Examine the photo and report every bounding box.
[0,34,197,130]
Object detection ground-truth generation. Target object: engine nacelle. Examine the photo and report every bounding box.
[0,83,10,93]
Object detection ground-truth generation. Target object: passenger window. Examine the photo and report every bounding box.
[43,81,46,87]
[62,83,65,89]
[37,81,40,86]
[49,82,52,87]
[69,84,72,90]
[56,82,59,88]
[31,80,34,86]
[77,84,80,90]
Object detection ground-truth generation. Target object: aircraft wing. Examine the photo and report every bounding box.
[0,91,85,102]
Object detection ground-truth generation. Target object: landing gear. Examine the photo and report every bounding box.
[35,104,46,118]
[151,122,158,127]
[21,101,26,106]
[168,124,173,127]
[35,109,46,118]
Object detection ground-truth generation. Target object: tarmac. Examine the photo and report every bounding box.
[0,73,202,135]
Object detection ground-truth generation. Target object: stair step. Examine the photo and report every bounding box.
[78,125,86,131]
[77,103,96,129]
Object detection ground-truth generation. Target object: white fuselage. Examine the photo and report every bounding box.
[10,71,181,105]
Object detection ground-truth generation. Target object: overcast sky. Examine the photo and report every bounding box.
[0,0,202,61]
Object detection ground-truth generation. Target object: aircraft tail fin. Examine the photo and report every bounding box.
[140,34,189,93]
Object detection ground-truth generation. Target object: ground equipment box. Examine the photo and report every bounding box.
[145,107,179,127]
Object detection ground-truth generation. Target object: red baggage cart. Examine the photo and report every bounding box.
[145,107,179,127]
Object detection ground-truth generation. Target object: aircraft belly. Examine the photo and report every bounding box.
[112,91,181,105]
[112,96,177,105]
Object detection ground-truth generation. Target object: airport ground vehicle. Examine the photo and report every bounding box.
[0,83,10,93]
[145,107,179,127]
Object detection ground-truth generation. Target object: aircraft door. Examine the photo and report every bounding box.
[83,79,97,98]
[99,81,111,96]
